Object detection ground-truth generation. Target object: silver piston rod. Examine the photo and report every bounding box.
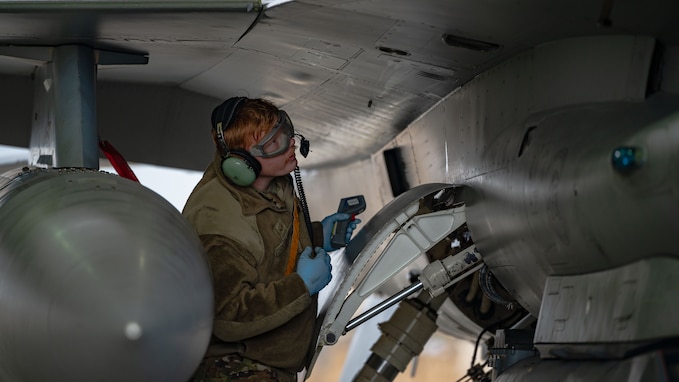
[344,244,482,334]
[345,281,424,333]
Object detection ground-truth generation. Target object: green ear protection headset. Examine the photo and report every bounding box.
[211,97,262,186]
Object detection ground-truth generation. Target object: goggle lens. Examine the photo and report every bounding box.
[250,111,294,158]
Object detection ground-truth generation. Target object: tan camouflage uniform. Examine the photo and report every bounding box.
[191,354,296,382]
[183,155,324,382]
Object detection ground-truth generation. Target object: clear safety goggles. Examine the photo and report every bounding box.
[249,111,309,158]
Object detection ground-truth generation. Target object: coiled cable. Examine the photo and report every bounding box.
[294,166,313,239]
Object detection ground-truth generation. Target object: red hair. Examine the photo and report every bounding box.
[214,98,280,150]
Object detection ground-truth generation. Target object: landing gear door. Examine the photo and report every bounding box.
[307,183,465,376]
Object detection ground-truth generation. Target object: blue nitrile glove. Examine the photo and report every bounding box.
[296,246,332,295]
[346,218,361,240]
[321,212,362,251]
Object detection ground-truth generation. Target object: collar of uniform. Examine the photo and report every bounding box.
[211,152,293,216]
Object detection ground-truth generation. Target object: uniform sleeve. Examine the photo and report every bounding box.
[200,234,312,342]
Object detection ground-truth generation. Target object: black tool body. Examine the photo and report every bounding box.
[330,195,366,249]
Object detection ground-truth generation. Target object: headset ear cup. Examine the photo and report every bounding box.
[220,150,261,187]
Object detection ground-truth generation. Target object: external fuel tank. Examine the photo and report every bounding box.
[0,167,213,382]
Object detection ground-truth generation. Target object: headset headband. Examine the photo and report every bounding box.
[212,96,247,153]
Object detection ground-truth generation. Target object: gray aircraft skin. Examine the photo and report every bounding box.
[0,1,678,381]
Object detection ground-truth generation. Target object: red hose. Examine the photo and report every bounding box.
[98,139,139,182]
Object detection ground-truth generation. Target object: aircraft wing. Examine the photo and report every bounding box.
[2,1,679,382]
[2,0,676,171]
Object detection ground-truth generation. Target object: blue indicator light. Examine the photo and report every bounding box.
[612,146,643,172]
